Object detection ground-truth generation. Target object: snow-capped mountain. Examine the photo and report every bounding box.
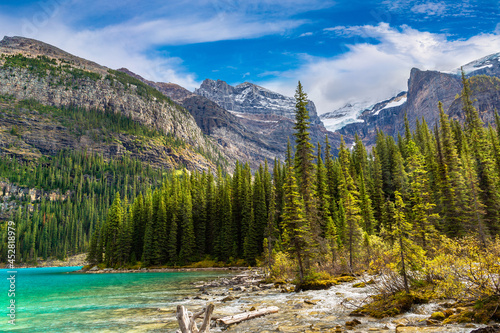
[323,52,500,134]
[320,93,407,132]
[195,79,322,125]
[449,52,500,76]
[320,102,372,132]
[194,78,334,161]
[335,51,500,147]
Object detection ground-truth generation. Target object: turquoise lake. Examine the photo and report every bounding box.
[0,267,231,332]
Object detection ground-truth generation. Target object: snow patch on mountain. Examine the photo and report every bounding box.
[447,52,500,75]
[322,117,365,131]
[320,101,375,132]
[374,96,407,116]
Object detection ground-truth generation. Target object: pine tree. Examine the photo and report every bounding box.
[338,137,363,271]
[406,140,437,249]
[264,185,278,273]
[131,193,145,261]
[293,81,315,216]
[315,142,332,235]
[324,135,338,205]
[436,102,467,236]
[358,170,375,235]
[104,193,122,267]
[179,182,195,263]
[281,140,314,282]
[192,172,207,258]
[392,191,411,293]
[117,199,133,265]
[460,136,487,245]
[253,169,267,254]
[220,175,235,260]
[370,150,385,232]
[86,223,100,265]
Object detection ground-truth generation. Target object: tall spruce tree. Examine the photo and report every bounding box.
[406,140,437,250]
[282,140,313,282]
[338,137,363,271]
[293,81,315,217]
[104,193,122,267]
[436,102,467,236]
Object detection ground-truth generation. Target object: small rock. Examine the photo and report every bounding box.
[426,319,441,326]
[89,265,98,271]
[345,319,361,327]
[429,311,445,320]
[293,303,304,309]
[393,318,410,326]
[304,299,320,305]
[249,306,256,311]
[221,295,238,302]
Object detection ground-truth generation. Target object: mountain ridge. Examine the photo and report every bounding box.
[0,36,224,171]
[336,56,500,147]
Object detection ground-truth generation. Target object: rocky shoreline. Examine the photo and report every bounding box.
[169,271,493,333]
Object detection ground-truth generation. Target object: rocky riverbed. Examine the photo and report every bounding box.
[170,270,492,333]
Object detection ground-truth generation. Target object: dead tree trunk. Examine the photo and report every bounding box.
[218,306,279,325]
[176,303,215,333]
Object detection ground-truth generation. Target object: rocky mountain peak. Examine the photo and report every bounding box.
[195,78,321,124]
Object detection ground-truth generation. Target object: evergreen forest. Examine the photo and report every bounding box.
[2,72,500,315]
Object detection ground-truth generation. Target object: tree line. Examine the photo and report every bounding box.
[0,150,165,263]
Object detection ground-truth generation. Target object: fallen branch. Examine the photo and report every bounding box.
[217,306,279,325]
[176,303,215,333]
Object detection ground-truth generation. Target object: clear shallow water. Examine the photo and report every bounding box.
[0,267,231,332]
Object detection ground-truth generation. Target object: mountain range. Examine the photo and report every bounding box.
[325,52,500,147]
[1,35,500,171]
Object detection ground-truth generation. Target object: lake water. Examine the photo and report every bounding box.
[0,267,484,333]
[0,267,231,332]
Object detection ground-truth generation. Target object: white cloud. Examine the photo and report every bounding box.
[299,32,313,37]
[263,23,500,115]
[382,0,475,18]
[411,2,447,16]
[0,0,313,90]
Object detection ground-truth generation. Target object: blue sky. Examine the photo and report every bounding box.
[1,0,500,114]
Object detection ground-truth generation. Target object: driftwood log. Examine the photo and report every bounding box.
[176,303,215,333]
[218,306,279,325]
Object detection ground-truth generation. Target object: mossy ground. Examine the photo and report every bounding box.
[350,288,432,318]
[442,296,500,324]
[294,274,356,291]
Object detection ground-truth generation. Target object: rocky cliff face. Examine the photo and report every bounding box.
[0,36,221,171]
